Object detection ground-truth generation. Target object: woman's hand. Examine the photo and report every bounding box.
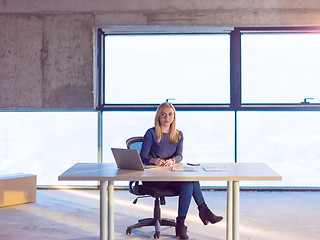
[150,158,175,166]
[150,157,165,166]
[162,158,175,167]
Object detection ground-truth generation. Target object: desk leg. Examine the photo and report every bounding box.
[108,181,114,240]
[226,181,233,240]
[232,181,240,240]
[100,181,107,240]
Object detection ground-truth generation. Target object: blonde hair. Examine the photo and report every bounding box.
[154,102,181,144]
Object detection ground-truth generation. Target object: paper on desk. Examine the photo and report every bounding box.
[202,166,228,171]
[171,165,198,172]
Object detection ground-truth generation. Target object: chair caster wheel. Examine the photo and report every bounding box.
[154,231,160,239]
[126,228,132,235]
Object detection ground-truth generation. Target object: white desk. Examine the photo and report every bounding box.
[59,162,281,240]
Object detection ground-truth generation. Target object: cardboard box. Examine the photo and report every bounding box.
[0,173,37,207]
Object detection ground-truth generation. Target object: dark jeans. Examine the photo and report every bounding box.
[143,181,205,217]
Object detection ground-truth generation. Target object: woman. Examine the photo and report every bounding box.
[140,102,223,240]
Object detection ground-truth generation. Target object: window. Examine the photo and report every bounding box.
[97,26,320,188]
[242,33,320,104]
[0,112,97,186]
[238,111,320,187]
[102,111,234,187]
[104,34,230,104]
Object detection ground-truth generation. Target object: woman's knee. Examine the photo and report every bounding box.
[170,181,193,192]
[179,181,193,192]
[192,181,201,189]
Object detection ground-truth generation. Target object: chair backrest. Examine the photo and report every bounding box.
[126,136,178,201]
[126,137,144,195]
[126,137,143,153]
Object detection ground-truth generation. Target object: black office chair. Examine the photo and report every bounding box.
[125,136,179,239]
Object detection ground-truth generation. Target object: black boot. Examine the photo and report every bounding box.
[198,203,223,225]
[175,216,189,240]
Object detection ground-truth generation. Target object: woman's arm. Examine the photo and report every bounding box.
[140,130,153,165]
[141,128,164,165]
[172,131,183,163]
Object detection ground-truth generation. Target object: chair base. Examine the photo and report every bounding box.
[126,186,179,239]
[126,217,176,239]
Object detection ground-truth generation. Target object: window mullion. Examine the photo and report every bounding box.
[230,29,241,110]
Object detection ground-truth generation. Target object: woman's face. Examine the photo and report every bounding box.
[159,106,175,128]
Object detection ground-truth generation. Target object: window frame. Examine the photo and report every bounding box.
[97,26,320,112]
[97,26,234,112]
[237,26,320,111]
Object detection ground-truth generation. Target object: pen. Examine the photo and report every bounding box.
[155,153,161,159]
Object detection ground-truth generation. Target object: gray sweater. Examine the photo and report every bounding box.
[140,127,183,165]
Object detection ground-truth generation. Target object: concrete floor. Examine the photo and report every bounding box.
[0,189,319,240]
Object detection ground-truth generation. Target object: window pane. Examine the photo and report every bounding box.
[102,112,155,161]
[103,111,234,187]
[238,112,320,187]
[242,34,320,104]
[179,112,234,166]
[105,34,230,104]
[0,112,97,186]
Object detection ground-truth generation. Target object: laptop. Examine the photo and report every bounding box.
[111,148,149,171]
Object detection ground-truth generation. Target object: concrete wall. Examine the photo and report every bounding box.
[1,0,320,109]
